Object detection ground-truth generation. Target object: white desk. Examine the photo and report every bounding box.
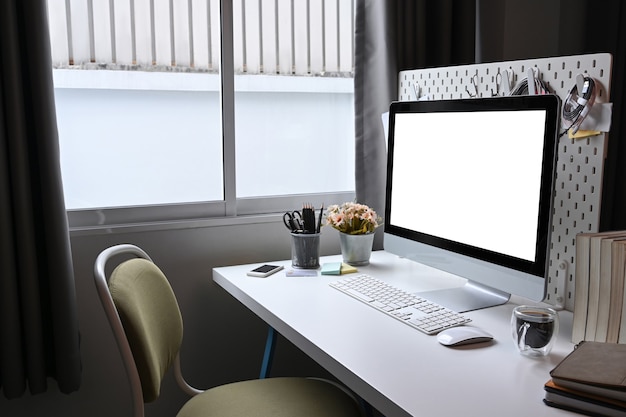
[213,251,576,417]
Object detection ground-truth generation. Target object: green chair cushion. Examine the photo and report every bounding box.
[109,258,183,403]
[177,377,362,417]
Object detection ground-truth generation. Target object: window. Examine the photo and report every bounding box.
[48,0,355,227]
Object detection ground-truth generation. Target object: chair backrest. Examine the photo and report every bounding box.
[94,244,183,416]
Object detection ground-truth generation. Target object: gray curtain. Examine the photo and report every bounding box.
[354,0,476,249]
[0,0,81,398]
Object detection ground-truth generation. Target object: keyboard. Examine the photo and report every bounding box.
[329,274,471,335]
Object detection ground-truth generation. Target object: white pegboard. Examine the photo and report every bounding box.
[398,53,613,311]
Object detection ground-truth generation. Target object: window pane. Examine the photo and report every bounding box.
[232,0,355,198]
[50,0,223,210]
[48,0,355,214]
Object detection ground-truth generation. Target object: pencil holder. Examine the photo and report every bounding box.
[290,233,320,269]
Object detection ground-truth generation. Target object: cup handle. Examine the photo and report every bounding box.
[517,322,530,350]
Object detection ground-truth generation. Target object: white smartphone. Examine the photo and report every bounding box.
[246,264,284,278]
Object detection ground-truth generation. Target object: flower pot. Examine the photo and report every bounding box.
[339,232,375,266]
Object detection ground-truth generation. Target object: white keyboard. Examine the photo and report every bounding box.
[329,274,471,335]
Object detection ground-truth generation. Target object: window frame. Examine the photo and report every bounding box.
[65,0,355,231]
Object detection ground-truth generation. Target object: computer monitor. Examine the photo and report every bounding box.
[384,95,560,312]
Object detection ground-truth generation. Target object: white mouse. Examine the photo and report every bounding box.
[437,326,494,346]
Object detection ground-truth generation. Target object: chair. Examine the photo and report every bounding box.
[93,244,364,417]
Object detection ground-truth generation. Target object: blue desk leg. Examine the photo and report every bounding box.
[259,326,277,379]
[260,326,374,415]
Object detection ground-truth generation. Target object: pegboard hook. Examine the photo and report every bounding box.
[465,73,478,98]
[527,67,540,95]
[412,81,421,101]
[492,72,503,96]
[502,69,514,96]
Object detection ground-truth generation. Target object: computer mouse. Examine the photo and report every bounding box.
[437,326,494,346]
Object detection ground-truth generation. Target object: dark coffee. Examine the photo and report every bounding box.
[515,311,555,348]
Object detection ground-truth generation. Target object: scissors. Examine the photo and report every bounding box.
[283,211,304,232]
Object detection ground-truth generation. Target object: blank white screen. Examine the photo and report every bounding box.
[390,110,547,262]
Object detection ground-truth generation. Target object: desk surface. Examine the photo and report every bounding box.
[213,251,576,417]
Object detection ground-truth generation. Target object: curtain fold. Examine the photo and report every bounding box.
[0,0,81,398]
[354,0,476,249]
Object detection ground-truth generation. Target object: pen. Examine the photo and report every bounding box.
[316,204,323,233]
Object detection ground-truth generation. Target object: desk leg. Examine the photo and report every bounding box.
[259,326,277,379]
[259,325,373,415]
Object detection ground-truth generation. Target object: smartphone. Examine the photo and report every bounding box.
[246,264,284,278]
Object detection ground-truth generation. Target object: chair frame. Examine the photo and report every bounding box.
[94,244,201,417]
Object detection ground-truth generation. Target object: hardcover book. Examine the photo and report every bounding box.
[550,341,626,402]
[544,379,626,417]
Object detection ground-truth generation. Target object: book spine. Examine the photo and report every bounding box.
[573,234,591,344]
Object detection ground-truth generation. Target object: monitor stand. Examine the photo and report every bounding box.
[415,281,510,313]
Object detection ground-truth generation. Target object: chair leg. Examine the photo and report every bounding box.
[259,326,277,379]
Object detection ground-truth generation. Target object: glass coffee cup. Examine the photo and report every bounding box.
[511,305,559,357]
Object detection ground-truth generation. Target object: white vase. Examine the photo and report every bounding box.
[339,232,375,266]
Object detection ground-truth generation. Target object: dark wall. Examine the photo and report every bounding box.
[478,0,626,232]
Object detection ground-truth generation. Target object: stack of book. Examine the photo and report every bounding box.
[572,230,626,344]
[544,341,626,416]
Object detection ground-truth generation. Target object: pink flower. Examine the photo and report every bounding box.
[324,202,382,235]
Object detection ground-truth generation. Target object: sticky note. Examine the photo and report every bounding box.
[321,262,342,275]
[340,263,358,274]
[568,129,601,140]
